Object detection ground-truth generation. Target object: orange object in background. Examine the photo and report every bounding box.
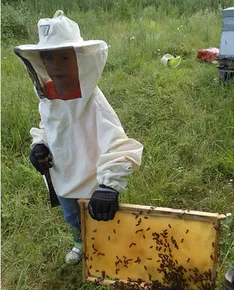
[197,48,219,63]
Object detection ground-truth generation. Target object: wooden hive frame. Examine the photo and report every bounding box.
[79,200,226,290]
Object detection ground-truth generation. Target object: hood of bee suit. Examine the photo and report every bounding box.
[14,10,108,116]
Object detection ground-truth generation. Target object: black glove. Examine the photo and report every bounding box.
[88,184,119,221]
[30,144,52,175]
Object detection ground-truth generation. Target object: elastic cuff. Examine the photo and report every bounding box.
[98,184,118,193]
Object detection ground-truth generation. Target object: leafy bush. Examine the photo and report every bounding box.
[2,4,31,43]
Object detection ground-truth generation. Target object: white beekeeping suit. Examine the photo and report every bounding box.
[14,10,143,199]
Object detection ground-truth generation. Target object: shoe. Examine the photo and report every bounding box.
[65,247,82,264]
[222,268,234,290]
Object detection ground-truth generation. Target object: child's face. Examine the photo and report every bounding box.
[41,48,79,91]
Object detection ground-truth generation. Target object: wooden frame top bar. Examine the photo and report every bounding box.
[82,200,226,223]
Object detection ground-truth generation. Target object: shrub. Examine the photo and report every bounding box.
[2,4,31,43]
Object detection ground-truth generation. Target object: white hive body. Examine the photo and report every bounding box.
[218,7,234,81]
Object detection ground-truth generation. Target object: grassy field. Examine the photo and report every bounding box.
[2,1,234,289]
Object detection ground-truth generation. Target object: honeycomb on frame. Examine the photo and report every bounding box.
[78,200,226,290]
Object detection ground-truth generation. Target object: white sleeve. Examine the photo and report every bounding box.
[30,119,48,149]
[96,100,143,193]
[30,88,48,149]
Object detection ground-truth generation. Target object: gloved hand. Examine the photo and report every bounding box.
[88,184,119,221]
[30,144,52,175]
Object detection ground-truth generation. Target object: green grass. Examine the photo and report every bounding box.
[2,2,234,290]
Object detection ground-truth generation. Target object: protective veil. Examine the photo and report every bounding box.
[14,11,143,198]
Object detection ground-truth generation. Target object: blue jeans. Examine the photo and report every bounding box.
[57,196,82,243]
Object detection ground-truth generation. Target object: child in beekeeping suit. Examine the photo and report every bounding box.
[14,10,143,264]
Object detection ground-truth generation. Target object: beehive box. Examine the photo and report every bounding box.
[219,7,234,58]
[79,200,226,290]
[218,7,234,81]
